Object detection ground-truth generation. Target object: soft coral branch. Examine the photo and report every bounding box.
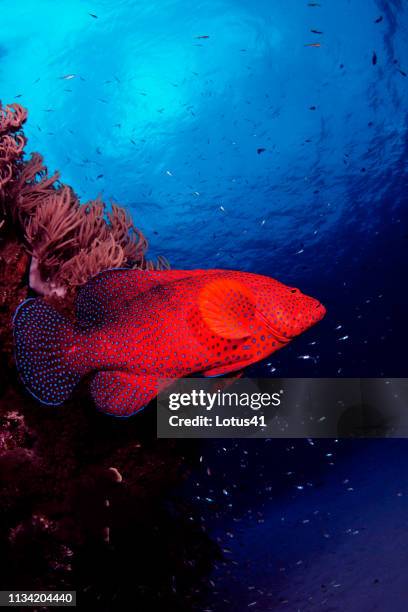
[0,103,28,134]
[0,101,169,296]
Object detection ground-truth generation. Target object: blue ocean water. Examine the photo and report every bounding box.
[1,0,407,376]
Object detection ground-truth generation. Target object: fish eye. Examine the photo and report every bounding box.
[290,288,298,294]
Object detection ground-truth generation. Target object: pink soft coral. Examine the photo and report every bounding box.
[0,103,27,193]
[0,102,168,296]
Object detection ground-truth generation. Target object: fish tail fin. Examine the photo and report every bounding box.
[13,298,84,405]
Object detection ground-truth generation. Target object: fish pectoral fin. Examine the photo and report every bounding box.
[90,371,159,417]
[199,279,256,339]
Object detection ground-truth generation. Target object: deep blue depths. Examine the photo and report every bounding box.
[1,1,408,610]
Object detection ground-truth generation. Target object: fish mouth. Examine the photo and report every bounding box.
[256,300,326,341]
[314,302,326,322]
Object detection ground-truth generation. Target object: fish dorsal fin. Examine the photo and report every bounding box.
[75,268,202,328]
[199,279,256,339]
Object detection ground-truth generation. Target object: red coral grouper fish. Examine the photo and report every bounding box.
[13,268,326,416]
